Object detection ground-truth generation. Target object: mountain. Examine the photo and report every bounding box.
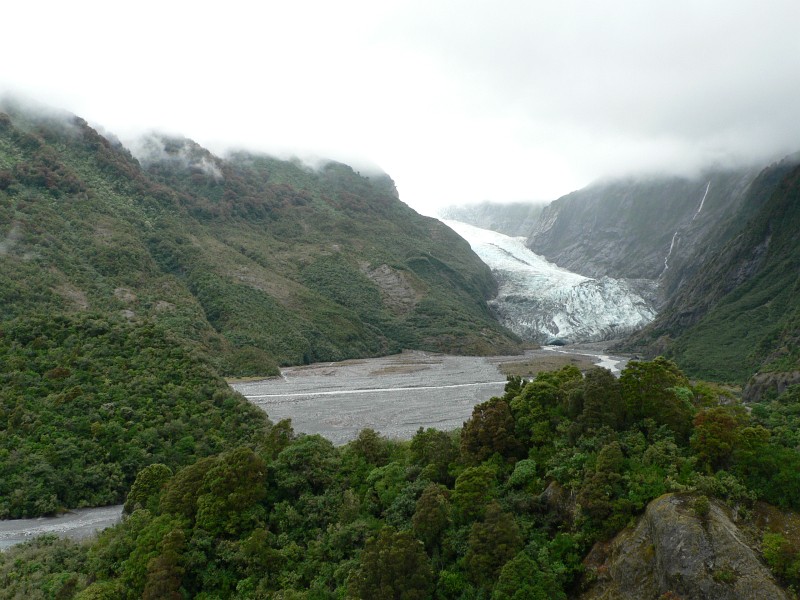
[444,220,656,344]
[433,160,800,385]
[525,168,763,303]
[623,158,800,384]
[439,200,547,237]
[2,99,799,599]
[0,98,518,517]
[0,99,520,378]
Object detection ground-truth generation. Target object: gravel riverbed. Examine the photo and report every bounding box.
[232,346,628,445]
[0,505,123,551]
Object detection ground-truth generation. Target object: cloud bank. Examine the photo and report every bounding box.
[2,0,799,214]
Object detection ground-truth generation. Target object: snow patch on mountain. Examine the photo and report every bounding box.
[444,220,657,343]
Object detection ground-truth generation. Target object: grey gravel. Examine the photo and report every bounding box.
[233,347,627,445]
[0,505,123,551]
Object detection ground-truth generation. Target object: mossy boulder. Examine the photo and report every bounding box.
[582,493,788,600]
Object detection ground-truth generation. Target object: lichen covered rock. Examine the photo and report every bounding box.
[581,493,788,600]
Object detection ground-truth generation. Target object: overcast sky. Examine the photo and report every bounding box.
[3,0,800,215]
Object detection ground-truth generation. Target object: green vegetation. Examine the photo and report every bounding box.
[4,359,800,598]
[0,313,270,518]
[0,100,517,525]
[3,100,800,598]
[0,101,520,380]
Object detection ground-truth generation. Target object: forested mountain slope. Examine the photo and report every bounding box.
[0,98,519,518]
[623,158,800,383]
[0,100,520,378]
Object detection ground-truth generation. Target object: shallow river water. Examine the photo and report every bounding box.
[0,505,123,551]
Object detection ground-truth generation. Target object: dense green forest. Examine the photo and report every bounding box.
[0,313,270,519]
[3,358,800,598]
[4,99,800,598]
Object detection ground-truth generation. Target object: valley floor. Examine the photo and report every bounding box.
[232,346,629,444]
[0,505,123,551]
[1,346,629,550]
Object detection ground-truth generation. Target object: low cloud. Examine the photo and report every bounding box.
[128,134,224,181]
[2,1,800,212]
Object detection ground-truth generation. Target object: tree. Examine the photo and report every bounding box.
[461,397,522,465]
[124,464,173,514]
[509,377,566,447]
[409,427,457,484]
[195,447,267,537]
[465,502,522,588]
[349,527,433,600]
[261,418,296,459]
[690,407,744,470]
[451,466,497,524]
[492,551,566,600]
[272,434,340,497]
[350,428,391,467]
[142,528,185,600]
[411,483,450,552]
[577,441,628,535]
[159,456,217,519]
[620,358,694,440]
[580,367,624,430]
[365,461,409,515]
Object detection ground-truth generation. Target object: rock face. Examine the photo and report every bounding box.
[623,157,800,381]
[743,371,800,403]
[527,169,758,312]
[526,169,760,302]
[581,493,788,600]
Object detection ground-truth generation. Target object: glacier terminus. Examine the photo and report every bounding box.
[444,220,657,344]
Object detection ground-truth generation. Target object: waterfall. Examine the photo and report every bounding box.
[662,230,679,274]
[692,181,711,221]
[661,181,711,277]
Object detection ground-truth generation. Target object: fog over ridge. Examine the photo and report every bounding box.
[2,1,799,213]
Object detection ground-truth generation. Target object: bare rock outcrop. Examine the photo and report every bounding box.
[581,493,787,600]
[361,263,422,314]
[743,371,800,403]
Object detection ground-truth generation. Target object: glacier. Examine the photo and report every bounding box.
[444,220,657,344]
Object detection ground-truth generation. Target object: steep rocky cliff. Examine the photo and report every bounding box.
[525,169,760,301]
[624,158,800,382]
[581,493,788,600]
